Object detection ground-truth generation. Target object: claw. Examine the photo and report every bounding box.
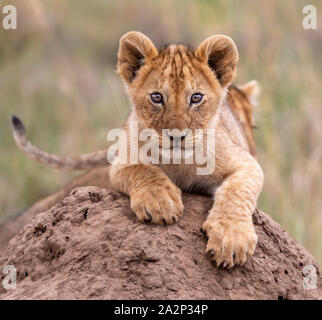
[206,249,215,259]
[200,228,208,240]
[144,209,152,222]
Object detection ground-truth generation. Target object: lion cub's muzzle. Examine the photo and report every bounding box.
[165,129,189,148]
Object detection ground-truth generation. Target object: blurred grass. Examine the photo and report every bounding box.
[0,0,321,264]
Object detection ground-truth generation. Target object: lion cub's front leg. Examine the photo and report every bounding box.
[110,164,183,224]
[203,152,264,268]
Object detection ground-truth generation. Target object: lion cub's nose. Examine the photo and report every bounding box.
[165,129,188,145]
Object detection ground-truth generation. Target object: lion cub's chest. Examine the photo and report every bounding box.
[158,163,218,195]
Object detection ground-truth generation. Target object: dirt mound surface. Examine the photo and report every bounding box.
[0,186,321,299]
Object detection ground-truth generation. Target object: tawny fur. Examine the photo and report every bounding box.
[9,32,263,268]
[11,116,108,170]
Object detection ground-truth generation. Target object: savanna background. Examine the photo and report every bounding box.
[0,0,321,264]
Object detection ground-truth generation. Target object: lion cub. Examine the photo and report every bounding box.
[12,32,263,268]
[109,32,263,268]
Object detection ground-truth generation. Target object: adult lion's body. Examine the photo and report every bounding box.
[6,32,263,268]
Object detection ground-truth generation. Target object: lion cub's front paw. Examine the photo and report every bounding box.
[130,181,183,225]
[202,217,257,268]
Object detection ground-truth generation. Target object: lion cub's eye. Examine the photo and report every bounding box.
[150,92,164,104]
[190,93,203,105]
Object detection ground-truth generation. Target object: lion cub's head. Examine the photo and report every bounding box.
[117,31,238,144]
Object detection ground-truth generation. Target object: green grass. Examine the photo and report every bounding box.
[0,0,321,264]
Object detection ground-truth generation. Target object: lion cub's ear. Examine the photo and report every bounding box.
[195,35,239,88]
[117,31,158,84]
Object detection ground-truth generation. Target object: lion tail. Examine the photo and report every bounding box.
[11,115,108,170]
